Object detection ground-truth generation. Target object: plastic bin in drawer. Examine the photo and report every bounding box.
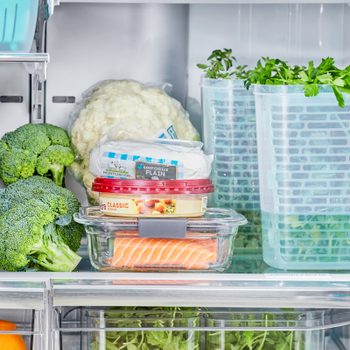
[204,309,347,350]
[0,308,44,350]
[55,307,350,349]
[55,307,202,350]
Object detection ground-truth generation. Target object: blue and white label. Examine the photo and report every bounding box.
[100,152,184,180]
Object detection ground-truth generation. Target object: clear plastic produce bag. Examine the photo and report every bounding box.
[68,80,200,203]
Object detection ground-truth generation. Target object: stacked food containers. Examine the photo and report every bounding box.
[254,85,350,270]
[201,78,264,272]
[76,139,247,272]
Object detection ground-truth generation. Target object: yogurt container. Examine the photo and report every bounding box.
[92,178,214,217]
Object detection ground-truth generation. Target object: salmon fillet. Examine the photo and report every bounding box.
[111,236,218,270]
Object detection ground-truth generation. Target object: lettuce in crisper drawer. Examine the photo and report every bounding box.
[88,307,201,350]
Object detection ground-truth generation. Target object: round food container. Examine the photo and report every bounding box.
[92,178,214,217]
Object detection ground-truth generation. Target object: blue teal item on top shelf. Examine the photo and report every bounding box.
[201,77,262,261]
[254,84,350,270]
[0,0,39,52]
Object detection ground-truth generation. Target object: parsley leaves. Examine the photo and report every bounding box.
[197,48,248,80]
[245,57,350,107]
[198,50,350,107]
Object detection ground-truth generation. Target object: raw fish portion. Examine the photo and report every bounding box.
[111,235,218,270]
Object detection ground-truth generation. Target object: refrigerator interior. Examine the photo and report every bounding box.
[1,1,350,350]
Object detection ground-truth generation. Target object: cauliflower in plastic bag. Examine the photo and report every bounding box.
[69,80,200,203]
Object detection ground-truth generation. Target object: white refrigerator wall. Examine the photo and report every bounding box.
[0,3,348,136]
[47,3,350,132]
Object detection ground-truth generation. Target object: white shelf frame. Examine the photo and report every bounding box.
[59,0,350,4]
[1,273,350,308]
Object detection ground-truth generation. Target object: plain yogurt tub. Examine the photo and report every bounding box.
[92,178,214,217]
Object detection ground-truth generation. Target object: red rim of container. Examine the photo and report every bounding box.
[92,178,214,195]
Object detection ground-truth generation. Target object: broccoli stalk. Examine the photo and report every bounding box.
[29,224,81,272]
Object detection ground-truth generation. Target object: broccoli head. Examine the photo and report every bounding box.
[0,200,81,272]
[0,148,37,185]
[36,145,75,187]
[0,176,83,271]
[0,123,75,186]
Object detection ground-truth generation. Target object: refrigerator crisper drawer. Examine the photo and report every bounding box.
[55,307,202,350]
[54,307,349,350]
[0,308,44,350]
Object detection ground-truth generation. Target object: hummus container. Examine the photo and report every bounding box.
[74,207,247,272]
[92,178,214,218]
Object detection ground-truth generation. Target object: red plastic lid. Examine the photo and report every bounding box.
[93,178,214,195]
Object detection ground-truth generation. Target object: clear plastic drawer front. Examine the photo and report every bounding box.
[55,307,350,350]
[0,308,44,350]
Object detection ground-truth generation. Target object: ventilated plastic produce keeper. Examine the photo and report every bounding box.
[0,0,39,52]
[254,84,350,270]
[201,78,262,266]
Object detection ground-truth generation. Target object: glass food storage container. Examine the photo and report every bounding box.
[0,0,39,52]
[74,207,247,272]
[55,307,202,350]
[201,78,262,269]
[92,178,214,218]
[254,84,350,270]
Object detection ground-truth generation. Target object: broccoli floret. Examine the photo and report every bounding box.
[2,124,50,155]
[0,199,81,272]
[56,222,83,252]
[0,177,83,271]
[0,148,37,185]
[36,145,75,187]
[0,123,75,187]
[0,140,8,157]
[42,124,70,147]
[0,183,68,216]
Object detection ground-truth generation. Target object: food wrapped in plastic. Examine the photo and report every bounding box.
[89,139,213,181]
[69,80,200,203]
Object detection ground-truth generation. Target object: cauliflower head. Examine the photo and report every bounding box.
[70,80,200,203]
